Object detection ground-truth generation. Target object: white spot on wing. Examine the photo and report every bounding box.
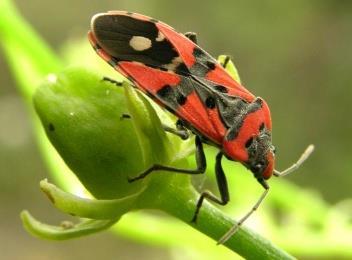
[129,36,152,51]
[163,57,183,70]
[156,31,165,42]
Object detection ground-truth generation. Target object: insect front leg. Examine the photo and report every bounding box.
[191,152,229,223]
[127,135,206,182]
[184,32,198,44]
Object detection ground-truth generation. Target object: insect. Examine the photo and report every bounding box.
[88,11,314,244]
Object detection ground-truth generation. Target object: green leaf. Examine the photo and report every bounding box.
[40,179,142,219]
[21,211,117,240]
[123,83,174,166]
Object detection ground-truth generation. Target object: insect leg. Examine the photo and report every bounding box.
[217,179,270,244]
[191,152,229,223]
[219,55,231,69]
[102,76,123,86]
[102,78,133,119]
[162,120,189,140]
[118,110,189,139]
[184,32,198,44]
[127,135,206,182]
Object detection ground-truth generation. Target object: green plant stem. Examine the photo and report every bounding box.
[0,0,62,101]
[0,0,82,192]
[138,176,294,260]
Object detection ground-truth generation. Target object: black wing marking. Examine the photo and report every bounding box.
[92,14,182,71]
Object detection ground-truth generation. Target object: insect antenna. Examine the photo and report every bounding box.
[217,145,314,244]
[217,182,269,245]
[273,144,314,177]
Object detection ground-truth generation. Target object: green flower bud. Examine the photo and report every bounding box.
[33,67,146,199]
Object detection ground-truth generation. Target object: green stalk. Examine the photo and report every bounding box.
[0,0,81,192]
[137,176,294,260]
[0,0,62,100]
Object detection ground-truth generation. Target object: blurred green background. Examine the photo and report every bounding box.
[1,0,351,259]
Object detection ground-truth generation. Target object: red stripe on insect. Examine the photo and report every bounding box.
[88,32,109,61]
[207,109,227,142]
[261,100,272,131]
[206,65,254,102]
[97,50,113,62]
[118,61,181,93]
[262,152,274,180]
[176,92,221,144]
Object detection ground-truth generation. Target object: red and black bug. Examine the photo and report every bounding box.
[88,11,314,244]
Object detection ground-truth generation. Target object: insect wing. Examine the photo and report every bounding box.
[91,12,254,102]
[89,31,226,143]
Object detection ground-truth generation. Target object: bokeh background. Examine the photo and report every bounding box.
[1,0,351,259]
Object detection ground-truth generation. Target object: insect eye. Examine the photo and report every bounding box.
[245,137,254,148]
